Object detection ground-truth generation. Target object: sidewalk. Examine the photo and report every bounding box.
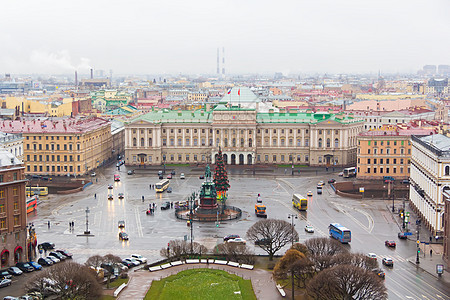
[407,243,449,283]
[117,264,283,300]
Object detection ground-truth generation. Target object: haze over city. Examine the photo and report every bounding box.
[0,0,449,75]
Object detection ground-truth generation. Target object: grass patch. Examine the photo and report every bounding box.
[145,268,256,300]
[99,296,115,300]
[277,164,309,168]
[107,277,129,288]
[165,163,190,167]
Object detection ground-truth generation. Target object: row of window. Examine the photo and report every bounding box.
[27,143,80,151]
[0,188,19,198]
[0,173,18,183]
[133,128,342,136]
[363,166,410,174]
[133,154,316,163]
[27,135,80,141]
[359,158,411,165]
[362,140,411,146]
[359,148,411,155]
[0,216,20,229]
[27,165,81,173]
[0,201,19,213]
[27,155,80,162]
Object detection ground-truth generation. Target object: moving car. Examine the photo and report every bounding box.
[305,225,315,233]
[127,170,135,175]
[108,184,113,189]
[307,191,313,197]
[255,238,271,246]
[119,232,129,241]
[367,253,377,261]
[167,187,172,193]
[167,174,172,179]
[159,175,164,179]
[118,193,124,199]
[318,181,325,186]
[223,234,240,242]
[108,194,113,200]
[118,221,125,228]
[37,258,53,266]
[338,172,344,176]
[131,254,147,264]
[28,261,42,270]
[56,249,73,259]
[401,179,410,184]
[39,242,55,251]
[328,179,336,184]
[7,267,23,276]
[180,173,185,179]
[228,238,246,244]
[171,170,176,175]
[0,278,12,288]
[372,269,385,279]
[15,263,34,273]
[199,175,205,179]
[385,240,396,247]
[161,201,171,210]
[398,232,408,239]
[90,172,96,177]
[316,185,322,194]
[382,257,394,267]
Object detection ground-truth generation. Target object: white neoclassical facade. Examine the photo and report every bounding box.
[0,132,23,162]
[410,134,449,235]
[124,106,363,167]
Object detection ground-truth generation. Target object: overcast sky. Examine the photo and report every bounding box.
[0,0,448,75]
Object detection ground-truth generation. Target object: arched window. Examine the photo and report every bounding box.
[249,138,253,147]
[133,138,137,147]
[140,138,145,147]
[335,138,339,148]
[318,138,322,148]
[445,166,450,176]
[326,138,331,148]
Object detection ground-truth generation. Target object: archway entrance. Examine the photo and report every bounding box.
[14,246,23,264]
[223,154,228,164]
[239,154,244,165]
[1,250,9,267]
[137,153,146,165]
[324,154,333,166]
[247,154,252,165]
[231,154,236,165]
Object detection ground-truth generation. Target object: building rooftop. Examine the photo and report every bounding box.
[0,150,22,168]
[419,134,450,152]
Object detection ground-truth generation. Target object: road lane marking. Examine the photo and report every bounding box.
[331,202,374,233]
[135,206,144,238]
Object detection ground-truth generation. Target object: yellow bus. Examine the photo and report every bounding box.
[155,179,170,193]
[26,186,49,196]
[292,194,307,211]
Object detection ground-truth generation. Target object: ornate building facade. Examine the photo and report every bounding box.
[124,107,363,167]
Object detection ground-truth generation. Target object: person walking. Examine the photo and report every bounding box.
[142,195,144,202]
[430,249,433,256]
[94,193,96,199]
[47,221,50,229]
[430,236,432,243]
[72,221,74,228]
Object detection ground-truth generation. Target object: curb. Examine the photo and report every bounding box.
[406,258,448,282]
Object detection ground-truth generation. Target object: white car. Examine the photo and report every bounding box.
[180,173,185,179]
[338,172,343,177]
[367,253,377,260]
[123,257,140,266]
[47,256,60,263]
[131,254,147,264]
[307,191,313,197]
[228,238,246,244]
[305,225,315,233]
[90,172,96,177]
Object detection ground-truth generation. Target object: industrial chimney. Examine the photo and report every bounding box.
[222,47,225,75]
[90,69,93,79]
[75,71,78,88]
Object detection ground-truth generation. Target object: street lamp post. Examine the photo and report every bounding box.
[290,154,294,176]
[252,153,255,175]
[84,206,90,234]
[189,191,196,255]
[416,222,420,264]
[162,154,166,175]
[287,213,297,300]
[391,190,395,213]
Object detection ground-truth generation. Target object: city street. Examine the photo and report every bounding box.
[3,164,449,299]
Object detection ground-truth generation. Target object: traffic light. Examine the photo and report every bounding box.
[418,248,420,254]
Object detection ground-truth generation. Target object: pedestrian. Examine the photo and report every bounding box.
[94,193,97,199]
[47,221,50,229]
[69,222,71,230]
[142,195,144,202]
[149,184,151,190]
[436,236,439,242]
[430,236,432,243]
[72,221,74,228]
[170,202,173,208]
[430,249,433,256]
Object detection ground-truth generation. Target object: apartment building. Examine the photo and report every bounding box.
[0,132,23,162]
[124,107,363,167]
[410,134,449,235]
[0,118,112,176]
[0,151,27,268]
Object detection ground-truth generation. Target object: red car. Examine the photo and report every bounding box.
[385,240,396,247]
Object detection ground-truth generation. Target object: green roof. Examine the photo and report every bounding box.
[130,110,212,124]
[256,111,361,124]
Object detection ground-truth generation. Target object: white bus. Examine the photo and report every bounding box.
[155,179,170,193]
[343,167,357,178]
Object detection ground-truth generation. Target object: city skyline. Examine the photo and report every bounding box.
[0,0,448,75]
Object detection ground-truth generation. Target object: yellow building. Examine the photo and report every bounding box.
[0,117,112,176]
[1,96,78,117]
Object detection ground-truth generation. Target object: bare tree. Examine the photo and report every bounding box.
[102,254,124,288]
[160,239,207,260]
[305,237,348,257]
[25,261,102,300]
[85,255,104,268]
[291,243,309,256]
[329,253,378,271]
[307,265,387,300]
[246,219,298,260]
[214,243,255,264]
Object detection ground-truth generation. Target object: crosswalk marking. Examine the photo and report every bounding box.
[377,254,407,263]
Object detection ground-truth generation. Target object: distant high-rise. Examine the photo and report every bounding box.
[423,65,437,75]
[217,48,220,74]
[438,65,450,75]
[222,47,225,75]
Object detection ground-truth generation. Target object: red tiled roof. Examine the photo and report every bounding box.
[0,118,110,134]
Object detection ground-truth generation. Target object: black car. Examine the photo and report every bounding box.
[49,252,66,261]
[161,201,171,210]
[119,232,129,241]
[159,175,163,179]
[167,187,172,193]
[398,232,408,239]
[255,238,271,246]
[37,258,53,266]
[371,269,385,279]
[121,260,133,268]
[16,262,34,273]
[328,179,336,184]
[56,249,73,259]
[171,170,176,175]
[39,242,55,251]
[199,175,205,179]
[0,270,12,280]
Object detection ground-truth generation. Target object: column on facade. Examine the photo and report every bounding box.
[182,129,185,147]
[269,129,273,147]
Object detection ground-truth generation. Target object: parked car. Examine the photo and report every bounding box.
[382,257,394,267]
[223,234,240,242]
[121,260,133,268]
[0,270,12,279]
[385,240,396,247]
[108,184,113,189]
[367,253,377,261]
[161,201,171,210]
[37,258,53,266]
[118,193,124,199]
[7,267,23,276]
[255,238,271,246]
[90,172,96,177]
[28,261,42,270]
[167,187,172,193]
[328,179,336,184]
[167,174,172,179]
[180,173,185,179]
[372,268,385,279]
[338,172,344,176]
[401,179,410,184]
[46,256,60,264]
[118,221,125,228]
[398,232,408,239]
[39,242,55,251]
[131,254,147,264]
[305,225,315,233]
[159,175,163,179]
[123,258,140,266]
[107,194,113,200]
[199,175,205,179]
[171,170,176,175]
[318,181,325,186]
[119,232,129,241]
[56,249,73,259]
[127,170,134,175]
[228,238,246,244]
[50,252,66,261]
[15,263,34,273]
[0,278,12,288]
[307,191,313,197]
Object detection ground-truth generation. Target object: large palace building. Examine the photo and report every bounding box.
[124,106,363,167]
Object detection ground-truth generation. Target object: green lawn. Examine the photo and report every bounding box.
[145,268,256,300]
